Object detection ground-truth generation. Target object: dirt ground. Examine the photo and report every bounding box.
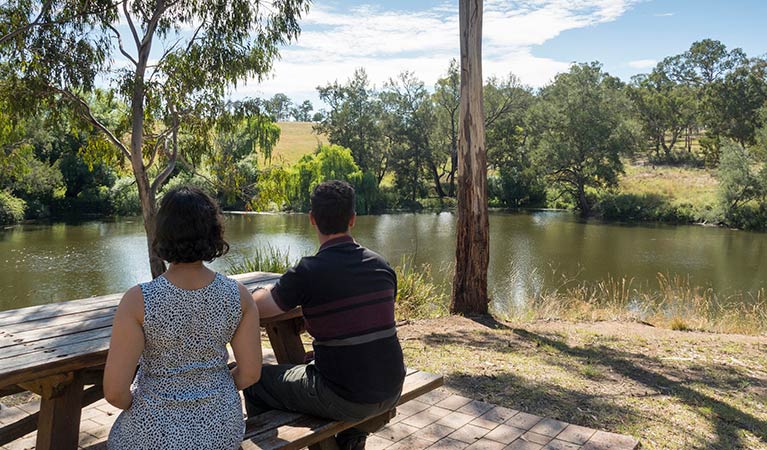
[398,316,767,450]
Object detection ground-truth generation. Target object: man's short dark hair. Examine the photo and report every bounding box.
[152,186,229,263]
[311,180,356,235]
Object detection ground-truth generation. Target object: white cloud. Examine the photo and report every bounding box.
[654,12,674,17]
[236,1,640,103]
[627,59,657,69]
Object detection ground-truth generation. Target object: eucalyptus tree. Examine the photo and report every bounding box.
[1,0,309,276]
[658,39,747,152]
[628,69,695,159]
[316,69,387,183]
[290,100,314,122]
[380,71,441,202]
[706,57,767,149]
[483,75,541,207]
[432,60,460,196]
[266,93,293,121]
[451,0,489,316]
[530,63,639,216]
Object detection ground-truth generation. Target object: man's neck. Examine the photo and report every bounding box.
[317,232,352,247]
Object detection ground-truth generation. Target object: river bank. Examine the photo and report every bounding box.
[2,316,762,449]
[400,316,767,450]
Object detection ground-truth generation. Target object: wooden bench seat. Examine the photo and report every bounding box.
[241,368,443,450]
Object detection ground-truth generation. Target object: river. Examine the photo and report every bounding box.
[1,211,765,313]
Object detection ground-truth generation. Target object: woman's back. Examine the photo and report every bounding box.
[108,273,245,449]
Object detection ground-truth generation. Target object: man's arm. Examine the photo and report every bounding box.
[252,285,287,318]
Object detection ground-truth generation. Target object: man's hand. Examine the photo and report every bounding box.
[252,285,286,318]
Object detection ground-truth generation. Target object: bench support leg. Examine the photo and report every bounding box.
[35,371,85,450]
[265,318,306,364]
[308,438,340,450]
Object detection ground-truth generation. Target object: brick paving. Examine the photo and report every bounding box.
[0,388,639,450]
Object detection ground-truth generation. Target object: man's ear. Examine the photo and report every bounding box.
[349,213,356,229]
[309,211,317,227]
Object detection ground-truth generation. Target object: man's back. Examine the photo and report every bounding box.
[271,235,405,403]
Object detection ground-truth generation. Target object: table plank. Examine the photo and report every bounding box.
[0,316,115,350]
[0,327,114,361]
[0,272,284,390]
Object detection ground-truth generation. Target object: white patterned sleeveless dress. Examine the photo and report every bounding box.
[108,273,245,450]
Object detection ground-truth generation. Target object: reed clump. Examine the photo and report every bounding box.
[497,270,767,335]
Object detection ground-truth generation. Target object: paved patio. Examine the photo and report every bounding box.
[1,387,638,450]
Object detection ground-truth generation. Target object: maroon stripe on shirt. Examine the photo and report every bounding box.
[302,289,395,317]
[306,299,395,340]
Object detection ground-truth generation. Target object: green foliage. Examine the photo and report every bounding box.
[380,72,435,203]
[226,245,297,275]
[251,165,293,212]
[290,100,314,122]
[109,177,141,216]
[705,58,767,147]
[717,140,766,219]
[0,191,26,225]
[488,164,547,208]
[596,193,695,223]
[159,172,215,199]
[395,258,448,320]
[289,144,364,210]
[250,144,386,213]
[316,69,387,180]
[530,63,640,215]
[432,60,460,197]
[628,69,696,161]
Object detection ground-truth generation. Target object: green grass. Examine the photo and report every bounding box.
[263,122,327,165]
[226,245,297,275]
[619,162,719,210]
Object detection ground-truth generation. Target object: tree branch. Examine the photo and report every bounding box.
[0,1,51,46]
[122,1,140,49]
[57,88,131,159]
[145,127,175,169]
[106,23,138,66]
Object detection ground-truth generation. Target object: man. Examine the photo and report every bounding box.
[245,180,405,450]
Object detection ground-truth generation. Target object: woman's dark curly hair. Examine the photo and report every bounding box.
[152,186,229,263]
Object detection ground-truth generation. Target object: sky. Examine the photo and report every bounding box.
[231,0,767,107]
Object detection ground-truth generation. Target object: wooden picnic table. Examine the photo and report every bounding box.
[0,271,304,450]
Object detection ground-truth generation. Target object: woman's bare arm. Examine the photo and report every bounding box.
[103,286,145,409]
[231,283,262,390]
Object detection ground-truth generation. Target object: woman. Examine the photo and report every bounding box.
[104,186,262,449]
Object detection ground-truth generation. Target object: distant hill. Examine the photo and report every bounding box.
[262,122,327,165]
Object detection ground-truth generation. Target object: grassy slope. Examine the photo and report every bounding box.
[401,316,767,450]
[619,161,719,213]
[263,122,327,165]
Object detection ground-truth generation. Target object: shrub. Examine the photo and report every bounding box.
[0,191,26,225]
[648,150,705,168]
[596,192,695,223]
[717,140,764,219]
[110,177,141,216]
[395,258,448,320]
[488,165,547,208]
[226,245,296,275]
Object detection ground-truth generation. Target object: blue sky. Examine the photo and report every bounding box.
[235,0,767,104]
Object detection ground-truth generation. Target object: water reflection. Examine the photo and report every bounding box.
[1,211,765,312]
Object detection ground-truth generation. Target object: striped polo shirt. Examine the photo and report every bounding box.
[270,235,406,403]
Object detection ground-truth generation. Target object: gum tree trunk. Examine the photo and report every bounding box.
[451,0,489,316]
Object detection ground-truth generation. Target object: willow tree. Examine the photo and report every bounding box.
[451,0,489,315]
[1,0,309,277]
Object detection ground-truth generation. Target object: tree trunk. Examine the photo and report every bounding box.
[577,182,590,218]
[429,160,447,198]
[448,114,458,197]
[451,0,489,316]
[131,4,166,278]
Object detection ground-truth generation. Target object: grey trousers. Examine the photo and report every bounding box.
[243,363,400,434]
